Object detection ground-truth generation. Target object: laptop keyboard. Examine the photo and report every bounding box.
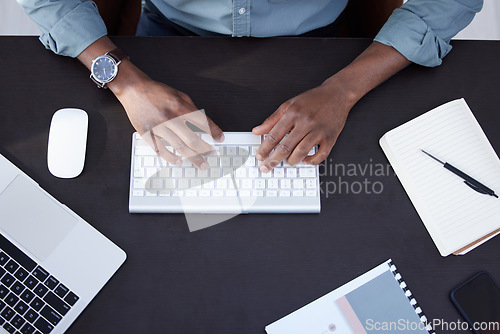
[0,234,79,334]
[131,132,318,198]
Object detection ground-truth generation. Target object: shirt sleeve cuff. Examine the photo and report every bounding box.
[39,1,107,58]
[374,8,452,67]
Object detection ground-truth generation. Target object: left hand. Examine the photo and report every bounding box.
[252,79,355,172]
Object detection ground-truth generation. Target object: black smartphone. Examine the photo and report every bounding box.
[450,272,500,334]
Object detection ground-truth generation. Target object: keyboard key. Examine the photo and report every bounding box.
[3,322,15,334]
[220,157,230,167]
[292,179,304,189]
[268,179,278,189]
[226,190,237,197]
[254,180,266,189]
[252,190,264,197]
[280,179,291,189]
[274,168,285,178]
[239,190,251,197]
[5,260,19,274]
[14,301,29,315]
[40,305,62,326]
[29,297,43,312]
[248,168,259,178]
[232,157,243,167]
[34,317,53,334]
[199,190,210,197]
[44,277,58,291]
[0,317,3,326]
[184,168,196,178]
[306,179,316,189]
[0,235,37,272]
[5,293,19,307]
[279,190,291,197]
[235,168,246,178]
[1,306,15,321]
[54,285,69,299]
[23,308,38,324]
[20,290,35,303]
[299,167,316,178]
[20,322,36,334]
[14,268,28,282]
[10,281,24,295]
[209,168,221,178]
[0,285,9,298]
[24,276,37,290]
[63,292,79,306]
[32,268,48,283]
[238,146,249,155]
[132,190,144,197]
[43,292,70,316]
[0,300,5,312]
[286,168,297,178]
[1,274,15,287]
[266,190,277,197]
[292,190,304,197]
[306,190,317,197]
[244,156,255,167]
[0,252,9,266]
[33,284,48,298]
[226,146,237,155]
[0,267,5,279]
[11,314,25,329]
[241,179,252,189]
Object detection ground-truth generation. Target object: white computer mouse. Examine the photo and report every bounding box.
[47,108,88,178]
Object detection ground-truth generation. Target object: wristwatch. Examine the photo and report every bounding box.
[90,48,128,89]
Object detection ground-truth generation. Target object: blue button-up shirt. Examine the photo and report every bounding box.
[16,0,483,67]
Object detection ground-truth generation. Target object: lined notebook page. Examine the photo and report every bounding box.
[380,99,500,256]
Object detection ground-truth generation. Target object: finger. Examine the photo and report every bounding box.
[168,118,215,155]
[256,113,294,161]
[302,137,336,165]
[141,130,182,166]
[259,126,309,173]
[154,125,209,170]
[252,102,288,135]
[183,109,225,142]
[286,132,318,166]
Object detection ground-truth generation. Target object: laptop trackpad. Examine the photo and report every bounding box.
[0,175,77,261]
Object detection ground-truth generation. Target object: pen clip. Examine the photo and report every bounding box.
[464,180,489,194]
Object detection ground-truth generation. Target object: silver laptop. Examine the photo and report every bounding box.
[0,153,126,334]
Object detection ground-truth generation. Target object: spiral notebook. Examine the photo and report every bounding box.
[379,99,500,256]
[265,259,433,334]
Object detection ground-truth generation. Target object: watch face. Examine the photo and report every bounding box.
[91,55,118,84]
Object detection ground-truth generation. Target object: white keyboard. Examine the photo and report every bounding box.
[129,132,320,213]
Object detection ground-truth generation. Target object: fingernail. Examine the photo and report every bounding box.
[256,154,263,161]
[218,133,225,142]
[260,165,269,173]
[200,162,209,170]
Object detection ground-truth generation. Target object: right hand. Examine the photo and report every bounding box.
[110,61,225,170]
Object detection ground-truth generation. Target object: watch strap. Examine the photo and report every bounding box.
[106,48,129,64]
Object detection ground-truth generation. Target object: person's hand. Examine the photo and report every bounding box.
[110,62,225,170]
[252,78,355,172]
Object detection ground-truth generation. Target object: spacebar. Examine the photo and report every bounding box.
[201,132,261,145]
[0,233,37,272]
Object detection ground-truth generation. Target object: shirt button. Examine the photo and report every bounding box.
[238,7,246,15]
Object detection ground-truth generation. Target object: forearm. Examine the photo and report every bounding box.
[322,41,410,108]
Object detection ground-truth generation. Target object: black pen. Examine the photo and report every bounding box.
[421,150,498,198]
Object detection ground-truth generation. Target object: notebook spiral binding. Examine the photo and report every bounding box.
[388,260,435,334]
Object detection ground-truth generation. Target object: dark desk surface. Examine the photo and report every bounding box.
[1,36,500,334]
